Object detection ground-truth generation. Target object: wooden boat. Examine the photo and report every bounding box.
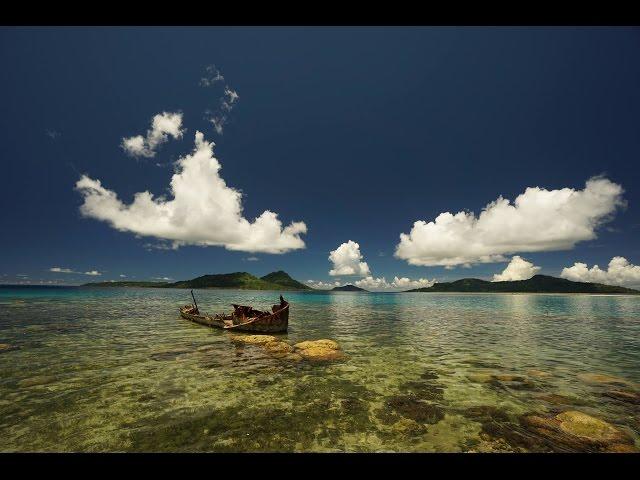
[180,294,289,333]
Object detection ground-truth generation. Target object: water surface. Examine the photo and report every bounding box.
[1,287,639,452]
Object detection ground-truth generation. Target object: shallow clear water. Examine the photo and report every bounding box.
[1,287,639,452]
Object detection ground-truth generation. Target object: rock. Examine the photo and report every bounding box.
[527,369,552,378]
[392,417,428,436]
[578,373,631,386]
[0,343,18,353]
[420,370,439,380]
[232,335,278,345]
[293,339,344,361]
[463,405,510,423]
[604,390,640,405]
[284,353,303,362]
[18,375,57,387]
[263,341,294,358]
[385,395,444,424]
[607,443,638,453]
[520,410,635,451]
[556,411,630,445]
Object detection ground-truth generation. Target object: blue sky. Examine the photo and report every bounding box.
[1,27,639,288]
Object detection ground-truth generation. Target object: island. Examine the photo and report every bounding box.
[84,271,313,291]
[405,275,639,294]
[331,284,368,292]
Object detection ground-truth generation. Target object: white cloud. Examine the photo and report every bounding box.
[200,65,225,87]
[354,276,437,291]
[50,267,74,273]
[560,256,640,287]
[244,256,259,261]
[306,280,342,289]
[122,112,184,158]
[201,65,240,135]
[153,276,172,281]
[329,241,371,276]
[395,177,625,268]
[492,256,541,282]
[49,267,102,276]
[119,274,127,278]
[77,131,307,254]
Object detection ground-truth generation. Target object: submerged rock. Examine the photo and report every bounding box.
[232,335,278,345]
[521,410,636,452]
[385,395,444,424]
[527,369,552,378]
[556,411,628,443]
[293,339,345,361]
[578,373,631,386]
[392,417,428,436]
[463,405,510,423]
[263,341,294,358]
[0,343,18,353]
[402,380,444,401]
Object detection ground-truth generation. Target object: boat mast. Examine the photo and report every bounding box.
[191,290,199,313]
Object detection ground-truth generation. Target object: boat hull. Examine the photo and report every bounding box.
[179,299,289,333]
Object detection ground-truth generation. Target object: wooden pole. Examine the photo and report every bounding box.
[191,290,199,313]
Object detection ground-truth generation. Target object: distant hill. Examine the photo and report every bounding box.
[406,275,640,294]
[260,271,312,290]
[332,284,368,292]
[84,271,311,291]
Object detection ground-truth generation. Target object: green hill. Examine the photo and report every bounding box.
[332,284,368,292]
[407,275,639,294]
[84,271,311,291]
[260,271,312,290]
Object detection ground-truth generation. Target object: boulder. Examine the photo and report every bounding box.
[521,410,635,452]
[293,339,344,361]
[232,335,278,345]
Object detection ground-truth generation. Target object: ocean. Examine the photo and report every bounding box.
[1,286,639,452]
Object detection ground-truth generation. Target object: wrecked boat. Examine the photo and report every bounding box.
[180,291,289,333]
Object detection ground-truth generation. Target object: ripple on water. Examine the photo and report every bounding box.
[1,288,640,451]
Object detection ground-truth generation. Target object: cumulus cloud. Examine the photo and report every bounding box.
[49,267,102,276]
[306,280,342,289]
[329,241,371,276]
[395,177,625,268]
[244,256,259,261]
[355,276,437,291]
[560,257,640,287]
[492,256,541,282]
[76,131,307,254]
[122,112,184,158]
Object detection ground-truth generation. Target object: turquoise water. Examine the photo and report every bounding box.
[1,286,639,452]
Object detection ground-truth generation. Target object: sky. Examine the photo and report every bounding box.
[1,27,639,289]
